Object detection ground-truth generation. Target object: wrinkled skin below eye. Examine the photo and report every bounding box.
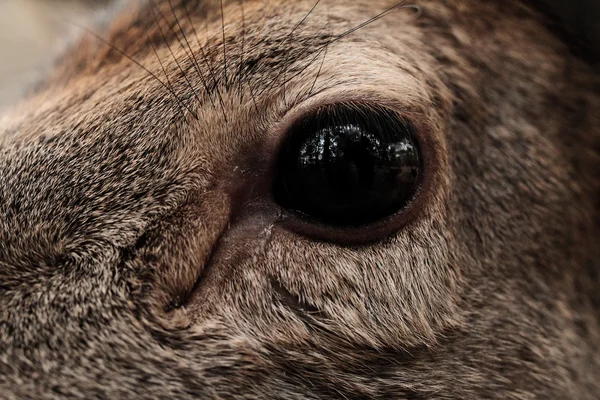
[274,106,422,226]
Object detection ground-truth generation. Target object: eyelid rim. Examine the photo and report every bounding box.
[265,91,444,245]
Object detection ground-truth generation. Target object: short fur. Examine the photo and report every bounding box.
[0,0,598,398]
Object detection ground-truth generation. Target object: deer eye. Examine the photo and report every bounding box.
[273,104,422,226]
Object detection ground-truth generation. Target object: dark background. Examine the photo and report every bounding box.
[535,0,600,63]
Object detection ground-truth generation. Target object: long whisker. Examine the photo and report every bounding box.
[220,0,228,90]
[146,32,188,117]
[279,45,328,99]
[226,0,259,112]
[72,24,197,119]
[258,23,330,98]
[271,1,413,101]
[149,1,202,105]
[167,0,216,109]
[284,0,323,46]
[238,0,246,102]
[307,38,329,97]
[182,1,228,117]
[282,0,322,106]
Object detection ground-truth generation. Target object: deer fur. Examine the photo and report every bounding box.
[0,0,598,398]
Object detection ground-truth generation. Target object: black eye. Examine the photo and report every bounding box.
[273,104,422,226]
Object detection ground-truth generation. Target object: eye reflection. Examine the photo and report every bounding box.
[274,105,422,226]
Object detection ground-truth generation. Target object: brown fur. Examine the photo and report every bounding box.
[0,0,599,398]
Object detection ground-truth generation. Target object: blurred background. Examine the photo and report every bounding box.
[0,0,112,109]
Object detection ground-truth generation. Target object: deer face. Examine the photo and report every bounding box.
[0,0,598,398]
